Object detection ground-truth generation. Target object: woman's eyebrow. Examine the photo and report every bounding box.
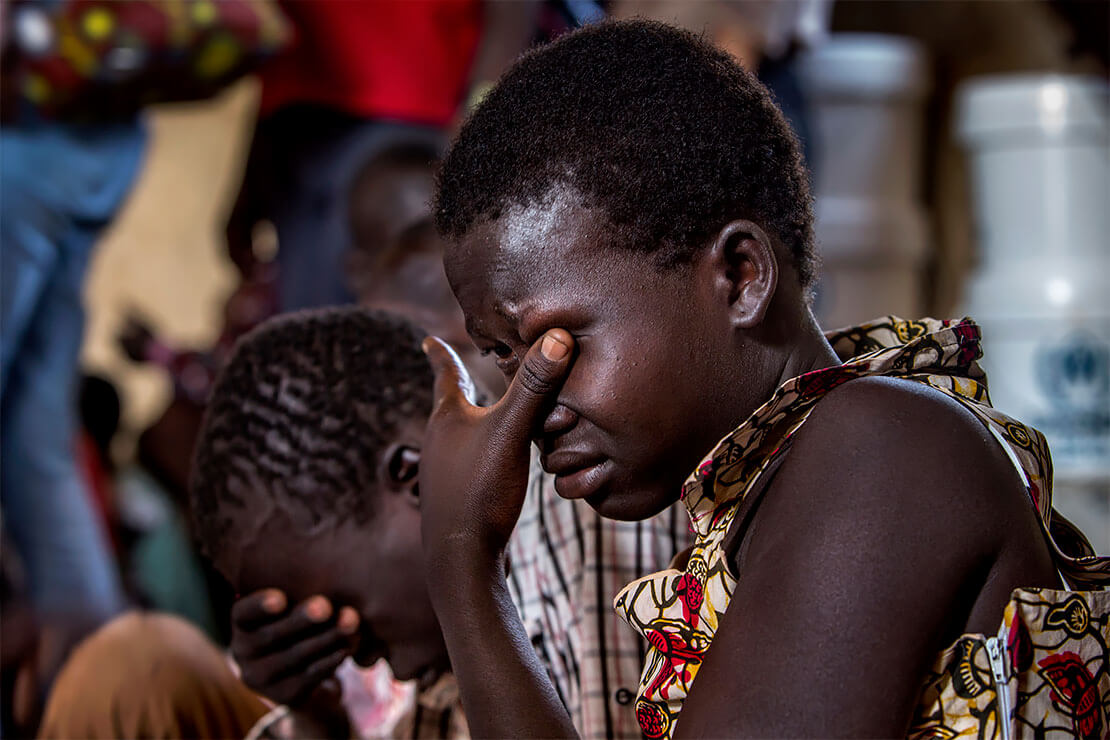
[464,299,531,344]
[493,300,521,324]
[464,316,494,342]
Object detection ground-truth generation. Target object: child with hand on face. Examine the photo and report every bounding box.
[197,137,691,740]
[190,308,464,739]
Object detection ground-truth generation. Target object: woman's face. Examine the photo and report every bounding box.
[445,190,754,520]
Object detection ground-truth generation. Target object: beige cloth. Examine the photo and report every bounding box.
[39,611,268,739]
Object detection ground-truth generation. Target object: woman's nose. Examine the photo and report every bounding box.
[541,402,578,436]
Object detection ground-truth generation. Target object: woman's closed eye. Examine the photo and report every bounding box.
[480,343,519,374]
[480,331,583,377]
[478,342,513,360]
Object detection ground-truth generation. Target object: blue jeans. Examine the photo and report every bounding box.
[1,120,145,620]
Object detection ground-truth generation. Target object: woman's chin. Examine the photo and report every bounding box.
[586,483,677,522]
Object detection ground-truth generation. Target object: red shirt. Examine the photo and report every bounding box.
[259,0,482,126]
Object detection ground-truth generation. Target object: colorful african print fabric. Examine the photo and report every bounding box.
[912,588,1109,739]
[11,0,289,119]
[613,316,1110,739]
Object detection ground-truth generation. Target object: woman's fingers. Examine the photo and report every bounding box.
[494,329,574,440]
[424,335,480,409]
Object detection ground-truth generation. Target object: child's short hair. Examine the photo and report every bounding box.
[190,308,432,561]
[435,19,817,284]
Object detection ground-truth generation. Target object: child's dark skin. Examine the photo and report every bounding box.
[215,417,451,722]
[417,189,1061,737]
[225,183,495,729]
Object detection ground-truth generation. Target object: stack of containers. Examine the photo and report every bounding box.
[798,34,931,329]
[957,75,1110,552]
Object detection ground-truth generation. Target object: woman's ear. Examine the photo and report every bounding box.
[703,219,779,329]
[380,443,421,505]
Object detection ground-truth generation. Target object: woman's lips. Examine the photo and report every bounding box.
[547,457,613,499]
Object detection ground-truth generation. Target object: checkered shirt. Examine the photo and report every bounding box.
[507,452,692,739]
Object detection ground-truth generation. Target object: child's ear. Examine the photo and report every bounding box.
[380,443,421,505]
[703,219,779,329]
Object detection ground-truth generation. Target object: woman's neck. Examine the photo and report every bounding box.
[772,308,840,390]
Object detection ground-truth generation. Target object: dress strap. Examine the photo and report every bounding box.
[718,440,794,580]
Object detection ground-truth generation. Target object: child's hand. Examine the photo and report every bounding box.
[230,590,359,707]
[419,330,574,569]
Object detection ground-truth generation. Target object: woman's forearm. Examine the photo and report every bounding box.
[429,554,578,739]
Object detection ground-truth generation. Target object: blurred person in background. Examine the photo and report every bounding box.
[611,0,830,172]
[356,219,505,402]
[227,0,542,313]
[0,0,287,673]
[346,142,441,306]
[37,611,269,739]
[344,141,503,397]
[1,3,144,645]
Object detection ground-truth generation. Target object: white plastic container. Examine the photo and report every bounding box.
[798,34,931,329]
[957,75,1110,552]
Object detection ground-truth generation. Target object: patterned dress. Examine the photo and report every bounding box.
[613,317,1110,739]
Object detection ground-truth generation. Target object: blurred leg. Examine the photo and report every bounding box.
[0,122,144,621]
[0,219,124,620]
[0,166,63,396]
